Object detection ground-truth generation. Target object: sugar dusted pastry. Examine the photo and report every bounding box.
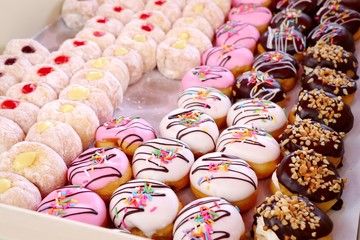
[105,0,145,12]
[0,172,41,210]
[0,141,67,197]
[0,116,24,154]
[96,2,135,24]
[212,0,232,15]
[6,82,57,108]
[47,50,85,78]
[84,16,124,37]
[3,39,50,65]
[0,97,39,134]
[0,70,19,96]
[25,120,83,166]
[37,99,99,149]
[75,27,116,51]
[156,38,200,80]
[173,197,245,240]
[22,64,69,95]
[70,68,124,109]
[145,0,181,23]
[172,16,214,40]
[132,137,194,191]
[124,19,166,43]
[58,38,102,62]
[61,0,99,30]
[133,10,172,33]
[0,55,32,80]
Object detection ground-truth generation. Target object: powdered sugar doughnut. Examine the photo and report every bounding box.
[84,16,124,36]
[212,0,232,15]
[46,50,85,78]
[3,39,50,65]
[121,19,166,44]
[133,10,172,33]
[37,99,99,149]
[132,137,194,191]
[0,141,67,197]
[0,116,24,154]
[0,71,19,96]
[157,38,200,80]
[25,120,83,166]
[76,28,116,51]
[58,38,102,62]
[145,0,181,23]
[0,55,32,80]
[159,108,220,158]
[173,16,214,40]
[96,3,135,24]
[105,0,145,12]
[61,0,98,30]
[0,97,39,134]
[0,172,41,210]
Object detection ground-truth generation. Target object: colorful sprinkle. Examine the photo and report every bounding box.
[151,148,178,164]
[47,190,78,217]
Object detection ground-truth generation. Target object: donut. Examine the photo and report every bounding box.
[215,21,260,52]
[253,192,333,240]
[109,179,182,239]
[279,119,345,168]
[46,50,85,78]
[68,147,132,201]
[106,0,145,12]
[0,171,41,211]
[270,149,346,212]
[216,125,281,179]
[173,197,245,240]
[75,28,116,51]
[228,3,273,34]
[252,50,301,92]
[95,116,157,157]
[84,16,124,37]
[96,3,135,25]
[317,0,360,12]
[0,141,67,197]
[212,0,232,15]
[0,55,32,80]
[289,88,354,133]
[0,116,24,155]
[0,70,19,96]
[181,66,235,98]
[172,16,214,40]
[233,0,271,7]
[271,0,318,15]
[132,137,195,191]
[226,98,288,139]
[189,152,258,212]
[61,0,99,30]
[121,19,166,44]
[145,0,182,23]
[270,8,314,35]
[58,38,102,62]
[159,108,220,158]
[25,120,83,166]
[133,10,172,33]
[37,186,107,226]
[232,71,287,107]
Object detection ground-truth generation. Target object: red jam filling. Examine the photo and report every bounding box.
[54,55,70,65]
[37,67,54,76]
[4,58,17,65]
[1,99,19,109]
[139,12,151,19]
[155,0,166,5]
[73,40,86,47]
[0,72,3,78]
[93,31,105,37]
[21,46,35,54]
[96,17,108,24]
[141,23,154,32]
[22,83,37,94]
[113,6,123,12]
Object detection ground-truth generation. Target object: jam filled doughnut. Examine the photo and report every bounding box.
[279,119,345,168]
[132,137,195,191]
[145,0,181,23]
[59,38,102,62]
[0,55,32,80]
[76,28,116,51]
[96,3,135,25]
[84,16,124,37]
[232,70,287,107]
[122,19,166,44]
[271,0,318,15]
[173,197,245,240]
[134,10,172,33]
[172,16,214,40]
[190,152,258,212]
[61,0,98,30]
[253,192,333,240]
[270,149,346,212]
[270,8,314,35]
[0,71,19,96]
[0,116,24,154]
[47,50,85,78]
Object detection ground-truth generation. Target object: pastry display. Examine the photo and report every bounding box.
[58,38,102,62]
[0,116,24,155]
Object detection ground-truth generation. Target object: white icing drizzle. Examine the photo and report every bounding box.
[265,27,306,54]
[253,51,298,76]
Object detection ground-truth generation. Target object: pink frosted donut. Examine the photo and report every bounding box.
[201,45,254,77]
[67,147,132,201]
[215,21,260,52]
[37,186,107,226]
[228,4,273,33]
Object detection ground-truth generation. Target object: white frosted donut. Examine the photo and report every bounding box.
[96,3,135,24]
[121,19,166,44]
[0,70,19,96]
[0,55,32,80]
[84,16,124,37]
[75,27,116,51]
[105,0,145,12]
[145,0,182,23]
[172,16,214,40]
[133,10,172,33]
[58,38,102,62]
[0,116,24,155]
[46,50,85,78]
[61,0,99,30]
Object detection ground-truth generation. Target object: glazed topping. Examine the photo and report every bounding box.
[306,41,348,67]
[1,99,19,109]
[54,55,70,65]
[73,40,87,47]
[272,0,318,15]
[103,116,139,128]
[270,9,313,34]
[22,83,37,94]
[4,58,17,65]
[47,189,79,217]
[21,45,35,54]
[177,111,206,128]
[37,66,54,76]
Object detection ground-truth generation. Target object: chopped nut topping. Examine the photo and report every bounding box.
[305,41,348,66]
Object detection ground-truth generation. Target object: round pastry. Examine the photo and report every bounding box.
[172,16,214,40]
[178,86,232,129]
[109,179,182,239]
[156,38,201,80]
[307,22,355,53]
[270,9,314,35]
[106,0,145,12]
[96,2,135,25]
[228,3,273,34]
[257,26,306,61]
[0,55,32,80]
[0,70,19,96]
[37,99,99,149]
[102,44,144,85]
[121,19,166,44]
[159,108,220,158]
[61,0,99,30]
[75,27,116,51]
[227,99,288,139]
[216,125,281,179]
[0,116,24,155]
[289,88,354,133]
[25,120,83,166]
[166,27,212,54]
[279,119,344,168]
[212,0,232,15]
[6,82,57,108]
[95,116,157,157]
[84,16,124,37]
[133,10,172,33]
[0,171,41,210]
[183,0,225,30]
[70,68,124,109]
[58,38,102,62]
[270,149,346,212]
[215,21,260,52]
[181,66,235,98]
[190,152,258,212]
[3,38,50,65]
[173,197,245,240]
[252,50,301,92]
[201,45,254,78]
[232,71,287,107]
[0,97,39,134]
[302,67,357,105]
[68,147,132,201]
[253,192,333,240]
[302,41,359,80]
[145,0,182,23]
[37,186,107,226]
[0,141,67,197]
[271,0,318,15]
[132,137,195,191]
[46,50,85,78]
[22,64,69,95]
